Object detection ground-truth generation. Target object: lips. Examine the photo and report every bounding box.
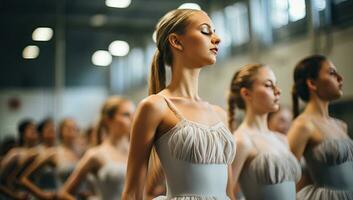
[210,47,218,55]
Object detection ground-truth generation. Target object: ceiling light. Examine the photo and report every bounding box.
[90,14,108,27]
[22,45,40,59]
[32,27,53,41]
[105,0,131,8]
[92,50,112,66]
[109,40,130,56]
[178,3,201,10]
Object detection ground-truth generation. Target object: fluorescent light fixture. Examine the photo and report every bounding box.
[178,3,201,10]
[109,40,130,56]
[22,45,40,59]
[92,50,112,66]
[90,14,108,27]
[32,27,53,41]
[105,0,131,8]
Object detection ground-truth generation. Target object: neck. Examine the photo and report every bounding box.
[167,63,201,101]
[241,108,269,133]
[304,95,330,118]
[103,130,125,147]
[62,141,73,149]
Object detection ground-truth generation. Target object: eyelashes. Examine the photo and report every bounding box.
[200,25,215,35]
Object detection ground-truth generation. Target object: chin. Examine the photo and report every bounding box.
[270,104,280,112]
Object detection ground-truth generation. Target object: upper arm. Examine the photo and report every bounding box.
[227,165,235,200]
[231,132,252,184]
[61,149,99,194]
[123,95,166,197]
[21,150,55,179]
[287,119,315,160]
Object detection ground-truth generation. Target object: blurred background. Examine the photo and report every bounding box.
[1,0,352,140]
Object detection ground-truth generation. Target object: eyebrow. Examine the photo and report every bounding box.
[264,79,277,84]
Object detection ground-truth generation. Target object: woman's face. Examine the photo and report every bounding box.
[247,67,281,114]
[178,11,221,67]
[314,60,343,101]
[42,122,56,145]
[268,108,293,134]
[25,123,38,145]
[110,101,135,136]
[62,119,78,143]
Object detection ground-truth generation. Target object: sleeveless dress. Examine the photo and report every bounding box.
[239,131,301,200]
[297,117,353,200]
[153,96,236,200]
[94,154,126,200]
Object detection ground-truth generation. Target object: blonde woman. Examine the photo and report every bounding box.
[123,8,235,200]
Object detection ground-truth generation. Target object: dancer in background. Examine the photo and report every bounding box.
[268,106,293,136]
[59,96,134,200]
[123,8,235,200]
[288,55,353,199]
[0,119,39,199]
[20,118,80,199]
[228,64,300,200]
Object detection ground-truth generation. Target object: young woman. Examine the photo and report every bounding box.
[122,8,236,200]
[228,64,301,200]
[58,96,135,200]
[0,119,39,199]
[268,106,293,136]
[288,55,353,199]
[20,118,80,200]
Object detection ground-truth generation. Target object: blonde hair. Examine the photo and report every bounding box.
[227,64,265,132]
[149,9,202,95]
[97,96,130,144]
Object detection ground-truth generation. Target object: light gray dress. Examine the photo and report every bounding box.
[297,118,353,200]
[154,96,236,200]
[239,131,301,200]
[94,155,126,200]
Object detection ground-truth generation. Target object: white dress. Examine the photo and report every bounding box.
[239,131,301,200]
[297,117,353,200]
[153,95,236,200]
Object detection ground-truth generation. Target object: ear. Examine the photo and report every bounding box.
[168,33,183,51]
[240,87,251,101]
[306,79,317,91]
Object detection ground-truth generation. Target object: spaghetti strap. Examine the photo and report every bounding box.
[157,94,184,120]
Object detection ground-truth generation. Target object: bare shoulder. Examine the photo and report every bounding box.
[80,146,102,165]
[332,118,348,132]
[290,116,316,136]
[210,104,227,122]
[233,129,253,151]
[137,95,168,118]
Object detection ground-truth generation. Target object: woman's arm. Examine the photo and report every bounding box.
[122,96,166,200]
[19,150,56,200]
[144,149,166,200]
[231,132,252,200]
[59,149,100,200]
[287,119,315,160]
[213,105,236,200]
[287,118,316,191]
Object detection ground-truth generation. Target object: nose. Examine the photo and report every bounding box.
[274,85,281,96]
[212,33,220,45]
[337,72,343,83]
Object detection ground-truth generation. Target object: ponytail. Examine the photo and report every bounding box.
[96,118,104,145]
[149,50,166,95]
[292,86,300,119]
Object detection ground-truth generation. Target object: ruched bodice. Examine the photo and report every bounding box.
[297,117,353,200]
[239,132,301,200]
[154,95,235,200]
[95,159,126,200]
